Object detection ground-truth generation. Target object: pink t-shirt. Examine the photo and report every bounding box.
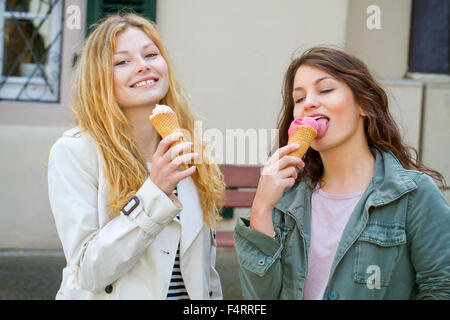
[303,188,364,300]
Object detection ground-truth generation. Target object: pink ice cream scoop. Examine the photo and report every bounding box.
[288,117,319,137]
[287,117,319,159]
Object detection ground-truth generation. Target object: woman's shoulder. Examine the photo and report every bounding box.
[61,126,83,139]
[401,167,439,192]
[379,150,442,193]
[409,171,445,197]
[403,170,449,220]
[49,126,99,169]
[53,126,95,150]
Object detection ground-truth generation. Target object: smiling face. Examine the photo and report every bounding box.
[292,65,366,152]
[113,26,169,109]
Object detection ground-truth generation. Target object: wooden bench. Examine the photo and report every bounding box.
[216,165,262,247]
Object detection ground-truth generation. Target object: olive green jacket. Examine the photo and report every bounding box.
[234,149,450,299]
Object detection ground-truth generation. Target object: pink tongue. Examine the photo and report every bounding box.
[316,118,329,139]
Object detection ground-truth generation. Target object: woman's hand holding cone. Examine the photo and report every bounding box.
[150,131,197,196]
[250,143,304,237]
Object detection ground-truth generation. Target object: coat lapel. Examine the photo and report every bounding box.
[177,176,204,258]
[147,163,205,258]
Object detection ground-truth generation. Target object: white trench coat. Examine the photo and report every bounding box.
[47,127,222,299]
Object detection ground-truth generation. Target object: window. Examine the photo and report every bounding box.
[86,0,156,36]
[408,0,450,75]
[0,0,64,102]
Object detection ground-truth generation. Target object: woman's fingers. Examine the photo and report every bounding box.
[150,132,199,195]
[278,155,303,170]
[175,164,197,180]
[154,131,184,158]
[170,152,198,169]
[278,165,298,180]
[150,151,197,195]
[252,145,305,213]
[281,177,296,189]
[267,143,300,166]
[263,155,302,176]
[166,141,194,161]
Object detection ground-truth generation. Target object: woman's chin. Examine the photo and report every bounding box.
[311,137,329,153]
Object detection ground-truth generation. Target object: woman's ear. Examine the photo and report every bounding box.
[359,105,367,117]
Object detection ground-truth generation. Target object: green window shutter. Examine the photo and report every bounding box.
[86,0,157,36]
[220,207,234,220]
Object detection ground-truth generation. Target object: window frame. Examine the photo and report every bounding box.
[408,0,450,75]
[0,0,64,102]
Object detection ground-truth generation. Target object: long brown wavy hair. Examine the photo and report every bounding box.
[277,46,445,189]
[71,13,225,227]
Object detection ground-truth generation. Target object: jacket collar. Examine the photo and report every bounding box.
[366,148,418,207]
[177,176,205,257]
[275,148,418,216]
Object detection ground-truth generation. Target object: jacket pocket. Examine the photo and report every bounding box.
[353,223,406,287]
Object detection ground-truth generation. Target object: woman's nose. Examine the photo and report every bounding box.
[136,57,150,73]
[303,94,319,112]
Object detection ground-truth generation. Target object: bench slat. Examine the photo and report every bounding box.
[216,231,234,248]
[223,190,256,208]
[219,165,261,188]
[218,165,262,248]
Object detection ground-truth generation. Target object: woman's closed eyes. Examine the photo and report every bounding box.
[295,88,335,104]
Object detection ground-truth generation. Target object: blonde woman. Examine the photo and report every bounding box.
[47,13,225,299]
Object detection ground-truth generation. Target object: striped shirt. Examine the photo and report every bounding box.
[166,186,190,300]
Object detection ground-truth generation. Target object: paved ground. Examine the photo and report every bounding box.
[0,247,243,300]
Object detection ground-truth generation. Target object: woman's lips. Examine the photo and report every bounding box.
[130,77,158,88]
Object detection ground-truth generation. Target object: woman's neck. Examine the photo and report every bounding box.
[319,135,375,194]
[122,104,160,163]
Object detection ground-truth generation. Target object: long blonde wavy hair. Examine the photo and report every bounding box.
[71,13,225,227]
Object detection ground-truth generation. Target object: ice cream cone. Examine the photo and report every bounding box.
[150,105,189,169]
[287,125,317,158]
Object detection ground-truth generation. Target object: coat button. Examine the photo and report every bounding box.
[257,259,265,266]
[105,284,113,294]
[328,290,339,300]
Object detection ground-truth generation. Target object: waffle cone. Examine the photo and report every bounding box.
[150,112,189,169]
[287,125,317,158]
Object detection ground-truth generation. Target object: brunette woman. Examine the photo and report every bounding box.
[235,46,450,300]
